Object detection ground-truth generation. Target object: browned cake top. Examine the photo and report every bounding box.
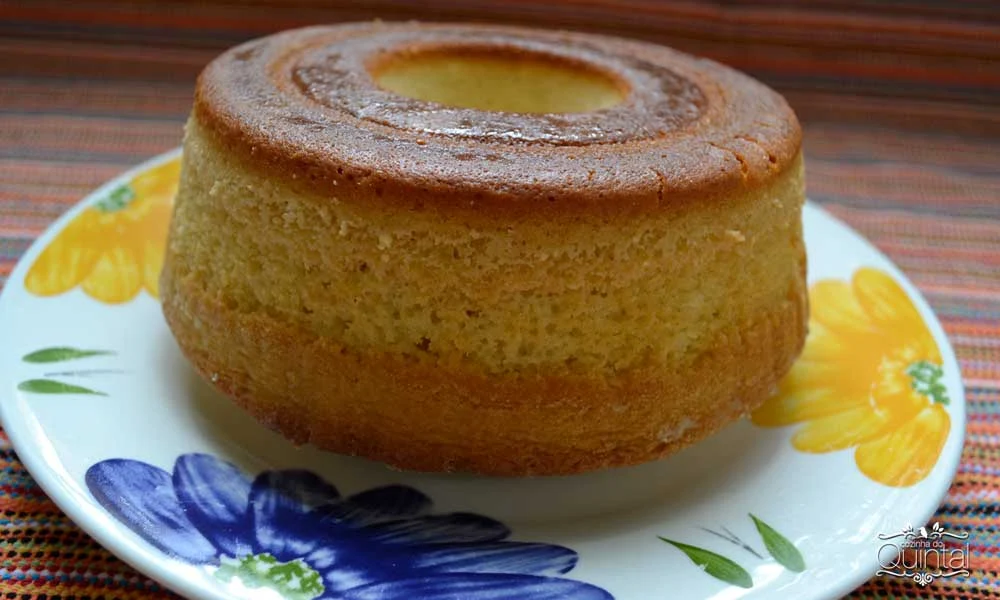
[193,21,801,220]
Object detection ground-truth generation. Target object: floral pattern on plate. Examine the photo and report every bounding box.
[85,453,612,600]
[24,157,179,304]
[17,346,120,396]
[752,267,951,487]
[660,513,805,589]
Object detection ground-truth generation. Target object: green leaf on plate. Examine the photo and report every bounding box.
[659,537,753,588]
[750,513,806,572]
[17,379,106,396]
[22,347,114,363]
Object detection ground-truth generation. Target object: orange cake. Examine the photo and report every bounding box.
[160,22,807,475]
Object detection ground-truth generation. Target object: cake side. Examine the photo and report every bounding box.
[160,116,807,474]
[167,117,805,375]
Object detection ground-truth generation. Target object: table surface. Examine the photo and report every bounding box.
[1,1,998,598]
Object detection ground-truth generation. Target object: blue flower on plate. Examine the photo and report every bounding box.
[85,453,612,599]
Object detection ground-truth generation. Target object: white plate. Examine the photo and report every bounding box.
[0,149,965,600]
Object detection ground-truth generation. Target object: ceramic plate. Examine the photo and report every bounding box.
[0,149,965,600]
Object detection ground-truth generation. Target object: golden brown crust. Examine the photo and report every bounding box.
[193,21,802,221]
[161,265,807,476]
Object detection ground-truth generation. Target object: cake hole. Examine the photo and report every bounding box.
[370,47,626,114]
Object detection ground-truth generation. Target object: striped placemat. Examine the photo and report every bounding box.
[1,2,998,598]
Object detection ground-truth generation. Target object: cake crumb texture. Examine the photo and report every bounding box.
[167,120,805,376]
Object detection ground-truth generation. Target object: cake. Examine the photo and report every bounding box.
[160,22,807,476]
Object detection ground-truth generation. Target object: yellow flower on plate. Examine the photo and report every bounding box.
[25,157,180,304]
[752,267,951,487]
